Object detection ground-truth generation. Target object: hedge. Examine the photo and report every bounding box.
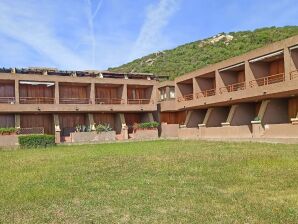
[18,135,56,148]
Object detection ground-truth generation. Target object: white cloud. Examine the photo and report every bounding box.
[130,0,180,59]
[0,0,90,70]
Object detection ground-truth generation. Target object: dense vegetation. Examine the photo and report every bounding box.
[109,26,298,80]
[18,135,55,148]
[0,140,297,223]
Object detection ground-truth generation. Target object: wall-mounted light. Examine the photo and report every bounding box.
[37,107,41,111]
[263,91,267,95]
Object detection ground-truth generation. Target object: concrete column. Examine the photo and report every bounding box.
[251,121,264,138]
[87,113,95,131]
[150,85,157,104]
[198,124,206,138]
[193,77,200,99]
[245,60,255,83]
[202,108,213,125]
[122,84,128,104]
[284,47,292,81]
[215,70,224,91]
[14,80,19,104]
[90,83,95,104]
[116,113,128,140]
[258,100,270,122]
[53,114,61,143]
[15,114,20,129]
[184,110,192,126]
[55,81,59,104]
[222,105,238,126]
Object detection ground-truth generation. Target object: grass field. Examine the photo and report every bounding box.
[0,140,298,223]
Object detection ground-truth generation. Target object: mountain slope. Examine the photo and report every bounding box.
[109,26,298,80]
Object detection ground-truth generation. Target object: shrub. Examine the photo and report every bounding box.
[95,123,113,133]
[254,116,261,121]
[0,127,17,135]
[18,135,55,148]
[137,122,159,129]
[75,124,91,132]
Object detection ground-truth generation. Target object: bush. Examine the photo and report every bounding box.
[18,135,56,148]
[0,127,17,135]
[136,122,159,129]
[75,124,91,132]
[95,123,113,133]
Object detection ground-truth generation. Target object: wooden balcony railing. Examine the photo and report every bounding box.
[196,89,216,98]
[219,82,246,94]
[127,99,152,104]
[249,73,285,87]
[20,97,55,104]
[59,98,91,104]
[177,94,193,102]
[290,70,298,80]
[0,97,15,104]
[95,98,123,104]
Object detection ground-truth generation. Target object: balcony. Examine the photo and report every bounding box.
[19,81,55,104]
[0,81,15,104]
[20,97,55,104]
[59,98,91,104]
[127,99,152,104]
[177,94,193,102]
[196,89,216,98]
[219,82,246,94]
[249,73,285,87]
[0,97,15,104]
[95,98,123,104]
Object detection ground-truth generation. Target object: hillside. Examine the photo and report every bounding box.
[109,26,298,80]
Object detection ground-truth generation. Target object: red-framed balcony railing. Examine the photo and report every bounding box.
[59,98,91,104]
[127,99,152,104]
[177,94,193,102]
[219,82,246,94]
[196,89,216,98]
[95,98,124,104]
[0,97,15,104]
[290,70,298,80]
[20,97,55,104]
[249,73,285,87]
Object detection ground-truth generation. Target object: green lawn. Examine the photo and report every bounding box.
[0,140,298,223]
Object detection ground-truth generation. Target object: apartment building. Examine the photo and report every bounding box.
[0,69,160,143]
[158,35,298,140]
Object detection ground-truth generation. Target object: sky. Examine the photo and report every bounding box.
[0,0,297,71]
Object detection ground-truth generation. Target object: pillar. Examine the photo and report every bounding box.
[87,113,95,131]
[15,114,20,129]
[90,83,95,104]
[53,114,61,144]
[14,80,19,104]
[251,121,264,138]
[222,105,238,126]
[55,81,59,104]
[122,84,128,104]
[284,47,292,81]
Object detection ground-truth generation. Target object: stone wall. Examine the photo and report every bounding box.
[0,135,19,147]
[70,131,116,143]
[132,129,158,140]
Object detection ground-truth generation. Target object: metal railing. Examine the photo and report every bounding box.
[290,70,298,80]
[0,97,15,104]
[95,98,123,104]
[249,73,285,87]
[59,98,91,104]
[18,127,44,135]
[20,97,55,104]
[219,82,246,94]
[127,99,152,104]
[177,94,193,102]
[196,89,216,98]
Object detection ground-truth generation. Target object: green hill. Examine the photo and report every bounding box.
[109,26,298,80]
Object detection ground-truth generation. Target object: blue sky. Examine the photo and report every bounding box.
[0,0,297,70]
